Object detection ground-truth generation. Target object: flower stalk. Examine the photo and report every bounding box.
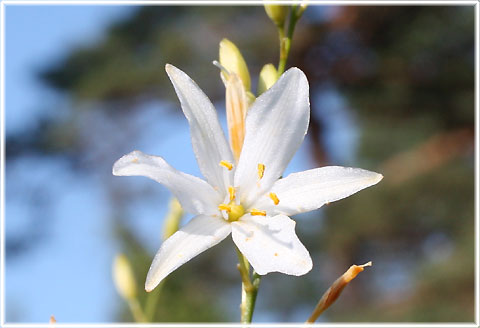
[277,5,305,76]
[236,248,261,323]
[127,298,147,323]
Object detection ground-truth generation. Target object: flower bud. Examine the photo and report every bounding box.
[163,198,183,240]
[219,38,251,91]
[306,261,372,323]
[257,63,278,95]
[113,254,137,300]
[296,1,308,18]
[226,73,248,161]
[264,4,289,27]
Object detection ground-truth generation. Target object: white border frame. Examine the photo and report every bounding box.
[0,1,478,327]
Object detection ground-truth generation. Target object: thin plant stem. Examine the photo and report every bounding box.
[277,6,297,76]
[236,247,261,323]
[127,298,147,323]
[277,5,303,76]
[144,280,165,321]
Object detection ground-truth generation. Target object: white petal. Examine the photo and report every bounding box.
[255,166,383,216]
[231,214,312,276]
[145,214,231,292]
[113,150,221,216]
[166,64,234,194]
[234,68,310,206]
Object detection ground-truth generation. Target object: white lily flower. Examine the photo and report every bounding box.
[113,64,383,292]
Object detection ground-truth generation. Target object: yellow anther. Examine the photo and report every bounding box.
[269,192,280,205]
[257,163,265,179]
[131,158,139,163]
[228,186,236,201]
[220,160,233,171]
[250,208,266,216]
[218,204,231,213]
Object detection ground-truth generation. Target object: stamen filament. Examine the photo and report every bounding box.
[212,60,230,76]
[250,208,266,216]
[269,192,280,205]
[228,186,236,201]
[220,160,234,171]
[257,163,265,180]
[218,204,231,213]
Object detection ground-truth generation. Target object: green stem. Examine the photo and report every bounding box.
[127,298,147,323]
[144,281,165,321]
[236,248,261,323]
[277,5,301,76]
[276,22,285,48]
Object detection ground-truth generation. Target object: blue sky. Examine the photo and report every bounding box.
[5,5,135,322]
[5,5,133,134]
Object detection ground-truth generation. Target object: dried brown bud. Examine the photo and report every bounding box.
[306,261,372,323]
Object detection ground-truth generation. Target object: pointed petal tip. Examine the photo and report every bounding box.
[112,150,141,176]
[283,66,307,80]
[144,282,155,293]
[285,66,302,74]
[145,267,161,293]
[165,63,180,77]
[373,172,384,184]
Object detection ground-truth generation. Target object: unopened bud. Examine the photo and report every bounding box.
[306,261,372,323]
[219,38,251,91]
[296,1,308,18]
[113,254,137,300]
[163,198,183,240]
[257,63,278,95]
[264,4,289,27]
[226,74,248,162]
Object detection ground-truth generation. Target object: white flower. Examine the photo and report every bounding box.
[113,64,383,292]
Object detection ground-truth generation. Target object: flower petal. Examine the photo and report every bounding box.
[255,166,383,216]
[166,64,234,194]
[145,214,231,292]
[234,67,310,207]
[113,150,221,216]
[231,214,312,276]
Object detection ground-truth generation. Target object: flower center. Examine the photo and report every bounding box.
[218,201,245,222]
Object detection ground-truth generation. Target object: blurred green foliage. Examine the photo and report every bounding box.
[9,5,474,323]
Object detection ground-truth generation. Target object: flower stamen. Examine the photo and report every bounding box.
[220,160,233,171]
[269,192,280,205]
[228,186,236,201]
[218,204,231,213]
[257,163,265,180]
[250,208,266,216]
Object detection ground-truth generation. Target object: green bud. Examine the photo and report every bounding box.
[257,63,278,95]
[163,198,183,240]
[296,2,308,19]
[113,254,137,300]
[264,4,289,27]
[219,38,251,91]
